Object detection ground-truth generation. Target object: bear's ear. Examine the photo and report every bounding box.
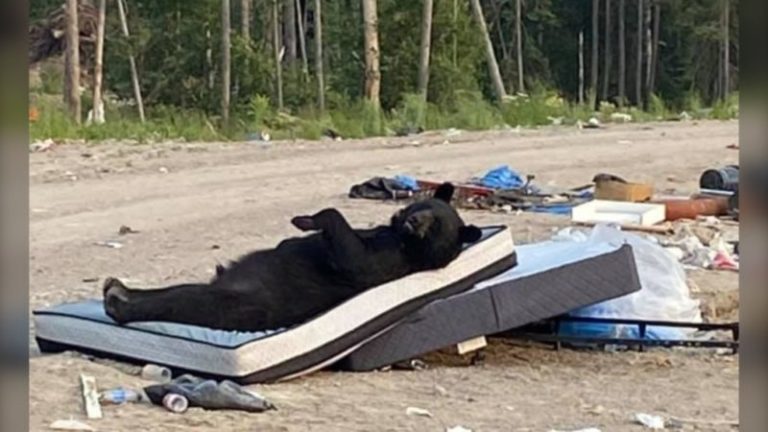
[433,182,455,203]
[459,225,483,244]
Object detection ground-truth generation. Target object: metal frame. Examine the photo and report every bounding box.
[503,316,739,354]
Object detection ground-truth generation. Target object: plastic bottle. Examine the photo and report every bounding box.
[162,393,189,413]
[100,387,143,404]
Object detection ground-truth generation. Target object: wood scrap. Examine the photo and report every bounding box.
[574,221,674,234]
[79,374,102,419]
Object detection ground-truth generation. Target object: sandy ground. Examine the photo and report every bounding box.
[29,120,739,431]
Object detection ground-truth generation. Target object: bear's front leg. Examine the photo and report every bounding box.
[291,208,368,270]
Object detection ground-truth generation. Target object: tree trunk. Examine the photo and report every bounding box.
[489,0,510,92]
[578,31,585,105]
[618,0,626,107]
[469,0,506,101]
[452,0,458,68]
[117,0,145,122]
[601,0,612,102]
[64,0,81,125]
[221,0,231,127]
[635,0,643,107]
[314,0,325,111]
[722,0,730,100]
[515,0,524,93]
[206,28,215,90]
[283,0,297,63]
[590,0,599,107]
[241,0,251,40]
[417,0,434,100]
[273,0,284,109]
[648,1,660,96]
[92,0,106,124]
[296,0,309,76]
[362,0,381,106]
[644,0,652,106]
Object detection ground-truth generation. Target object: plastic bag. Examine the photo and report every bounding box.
[553,224,702,340]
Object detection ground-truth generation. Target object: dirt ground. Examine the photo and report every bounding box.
[29,120,739,431]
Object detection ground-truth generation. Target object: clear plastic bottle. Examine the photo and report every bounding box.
[99,387,143,404]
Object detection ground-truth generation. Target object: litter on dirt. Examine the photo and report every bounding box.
[49,419,94,431]
[446,426,472,432]
[405,406,433,418]
[634,413,666,429]
[548,428,601,432]
[143,374,275,413]
[118,225,140,235]
[94,240,123,249]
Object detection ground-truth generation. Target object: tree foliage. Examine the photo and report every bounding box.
[30,0,738,125]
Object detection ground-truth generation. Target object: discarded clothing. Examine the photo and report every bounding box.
[393,174,420,191]
[143,374,275,413]
[348,177,415,200]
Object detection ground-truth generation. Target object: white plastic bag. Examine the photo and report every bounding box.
[554,224,702,339]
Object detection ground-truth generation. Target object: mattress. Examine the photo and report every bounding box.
[338,239,641,371]
[34,226,516,384]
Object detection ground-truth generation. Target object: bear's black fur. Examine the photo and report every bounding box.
[103,183,482,332]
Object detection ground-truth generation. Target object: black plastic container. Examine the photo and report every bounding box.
[700,165,739,192]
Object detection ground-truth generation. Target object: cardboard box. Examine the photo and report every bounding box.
[594,180,653,202]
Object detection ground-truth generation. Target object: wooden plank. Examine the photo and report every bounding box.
[79,374,102,419]
[456,336,487,355]
[574,221,673,234]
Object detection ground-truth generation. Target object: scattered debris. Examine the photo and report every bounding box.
[392,359,428,371]
[162,393,189,413]
[547,116,564,125]
[405,406,433,418]
[349,177,418,200]
[94,240,123,249]
[79,374,102,419]
[49,419,94,431]
[571,200,666,226]
[433,384,448,397]
[322,128,342,141]
[585,117,601,128]
[446,426,473,432]
[548,428,601,432]
[81,277,99,283]
[660,223,739,271]
[634,413,666,430]
[141,364,172,383]
[143,374,275,412]
[246,131,271,142]
[726,143,739,149]
[118,225,140,235]
[158,166,169,174]
[610,112,633,123]
[594,175,653,202]
[100,387,146,404]
[31,139,56,153]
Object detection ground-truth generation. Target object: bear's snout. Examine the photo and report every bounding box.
[402,211,435,238]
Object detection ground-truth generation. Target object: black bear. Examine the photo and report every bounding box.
[103,183,482,332]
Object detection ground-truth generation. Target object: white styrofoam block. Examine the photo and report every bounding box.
[571,200,666,226]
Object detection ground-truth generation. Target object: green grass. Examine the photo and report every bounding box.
[29,89,739,144]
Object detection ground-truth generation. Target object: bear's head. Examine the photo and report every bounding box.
[390,183,483,270]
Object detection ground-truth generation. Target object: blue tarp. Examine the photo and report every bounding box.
[474,165,525,189]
